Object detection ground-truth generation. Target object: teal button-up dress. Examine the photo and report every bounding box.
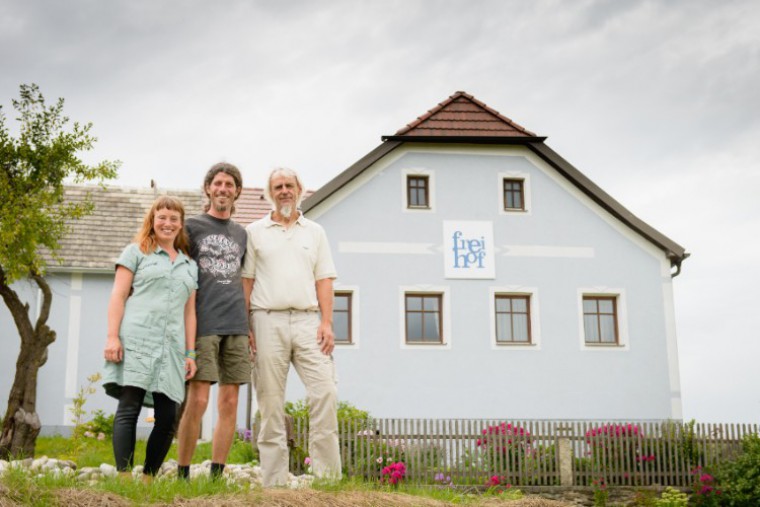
[103,243,198,406]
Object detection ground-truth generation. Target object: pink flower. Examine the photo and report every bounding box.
[376,457,383,464]
[700,473,714,482]
[304,457,312,466]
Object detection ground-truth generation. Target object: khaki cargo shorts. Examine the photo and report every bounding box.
[193,334,251,384]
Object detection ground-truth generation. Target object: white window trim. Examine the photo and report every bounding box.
[399,285,451,349]
[401,168,436,213]
[489,286,541,350]
[577,287,629,351]
[333,285,360,348]
[497,171,531,215]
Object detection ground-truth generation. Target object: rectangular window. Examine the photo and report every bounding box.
[495,295,531,344]
[583,296,618,344]
[405,293,442,344]
[503,179,525,210]
[407,175,429,208]
[333,292,352,344]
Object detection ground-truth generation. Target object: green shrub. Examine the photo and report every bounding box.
[653,487,688,507]
[716,433,760,506]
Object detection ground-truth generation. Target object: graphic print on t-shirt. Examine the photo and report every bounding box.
[197,233,242,284]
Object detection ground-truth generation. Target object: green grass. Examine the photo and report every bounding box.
[33,435,256,468]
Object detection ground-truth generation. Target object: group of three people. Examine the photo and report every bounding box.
[102,163,340,486]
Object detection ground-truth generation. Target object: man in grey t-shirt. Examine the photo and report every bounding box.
[176,162,252,480]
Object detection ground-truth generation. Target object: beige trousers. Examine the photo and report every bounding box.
[252,309,341,487]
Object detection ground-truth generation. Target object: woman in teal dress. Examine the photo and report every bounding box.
[103,196,198,479]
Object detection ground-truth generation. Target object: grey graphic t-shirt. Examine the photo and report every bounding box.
[186,214,248,337]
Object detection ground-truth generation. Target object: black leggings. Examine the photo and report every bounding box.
[113,386,178,475]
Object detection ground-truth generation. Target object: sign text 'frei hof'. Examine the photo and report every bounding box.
[443,221,495,279]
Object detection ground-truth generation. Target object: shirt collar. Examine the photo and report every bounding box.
[153,245,190,264]
[264,211,304,228]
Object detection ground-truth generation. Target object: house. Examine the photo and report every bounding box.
[0,91,687,438]
[0,186,270,437]
[300,91,687,420]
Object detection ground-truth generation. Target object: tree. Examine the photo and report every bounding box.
[0,84,118,459]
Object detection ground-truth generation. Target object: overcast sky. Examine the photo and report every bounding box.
[2,0,759,423]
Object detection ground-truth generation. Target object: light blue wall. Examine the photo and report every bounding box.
[299,146,677,420]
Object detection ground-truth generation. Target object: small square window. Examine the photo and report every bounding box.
[495,295,531,344]
[333,292,353,344]
[405,293,442,344]
[407,175,429,209]
[503,179,525,211]
[583,296,618,344]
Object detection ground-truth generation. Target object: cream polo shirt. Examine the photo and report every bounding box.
[241,212,337,311]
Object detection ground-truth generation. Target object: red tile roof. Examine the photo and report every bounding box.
[394,91,536,138]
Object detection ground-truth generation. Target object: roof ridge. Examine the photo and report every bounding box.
[394,91,536,137]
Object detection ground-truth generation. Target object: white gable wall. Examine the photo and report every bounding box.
[296,144,681,420]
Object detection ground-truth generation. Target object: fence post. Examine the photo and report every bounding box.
[557,424,574,486]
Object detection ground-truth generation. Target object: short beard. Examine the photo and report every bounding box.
[213,202,230,212]
[279,204,293,217]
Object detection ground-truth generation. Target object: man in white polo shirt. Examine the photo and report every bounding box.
[241,167,340,487]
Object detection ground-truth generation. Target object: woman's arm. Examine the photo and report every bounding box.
[104,266,133,363]
[184,290,197,380]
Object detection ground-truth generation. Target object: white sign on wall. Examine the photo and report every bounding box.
[443,221,495,279]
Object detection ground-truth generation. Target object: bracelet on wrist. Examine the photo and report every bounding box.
[185,350,197,360]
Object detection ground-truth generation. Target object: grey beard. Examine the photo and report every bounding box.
[280,204,293,217]
[214,202,230,212]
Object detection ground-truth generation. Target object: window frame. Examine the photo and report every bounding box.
[406,175,430,209]
[333,290,353,345]
[494,294,532,344]
[489,287,541,350]
[497,171,531,215]
[401,169,436,213]
[577,288,629,351]
[502,178,525,211]
[399,286,451,349]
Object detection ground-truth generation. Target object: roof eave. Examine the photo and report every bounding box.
[527,142,688,265]
[381,135,547,144]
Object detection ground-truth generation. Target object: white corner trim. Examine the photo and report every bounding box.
[64,275,83,399]
[497,171,532,215]
[488,286,541,350]
[577,287,630,352]
[401,168,436,213]
[334,284,360,348]
[660,258,683,419]
[399,285,451,350]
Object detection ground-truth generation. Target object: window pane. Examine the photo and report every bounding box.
[407,313,423,341]
[496,314,512,342]
[334,312,349,342]
[495,297,510,312]
[584,315,599,342]
[423,313,440,342]
[598,299,614,314]
[583,299,598,313]
[511,297,527,313]
[407,296,422,311]
[423,296,439,311]
[600,315,616,343]
[513,314,529,342]
[334,294,348,311]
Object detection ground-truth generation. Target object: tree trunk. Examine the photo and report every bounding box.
[0,268,56,460]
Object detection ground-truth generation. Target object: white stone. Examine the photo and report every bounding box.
[99,463,117,478]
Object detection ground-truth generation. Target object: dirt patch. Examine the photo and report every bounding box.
[1,487,576,506]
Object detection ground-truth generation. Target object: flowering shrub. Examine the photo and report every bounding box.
[476,422,532,471]
[584,423,655,483]
[689,466,721,506]
[381,461,406,486]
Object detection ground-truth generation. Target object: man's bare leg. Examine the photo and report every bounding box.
[211,383,241,466]
[177,381,211,467]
